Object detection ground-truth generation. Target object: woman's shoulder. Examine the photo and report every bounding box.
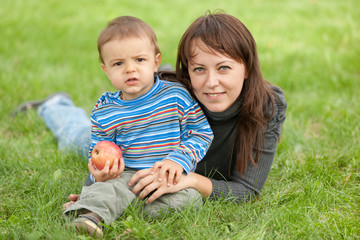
[265,85,287,132]
[269,85,287,117]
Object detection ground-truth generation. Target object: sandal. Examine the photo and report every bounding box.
[69,212,104,238]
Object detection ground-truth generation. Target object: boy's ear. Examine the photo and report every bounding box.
[154,53,161,72]
[101,63,109,78]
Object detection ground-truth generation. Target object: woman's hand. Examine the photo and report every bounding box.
[129,170,212,204]
[88,157,124,182]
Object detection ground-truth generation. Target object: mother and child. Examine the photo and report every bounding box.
[12,11,286,237]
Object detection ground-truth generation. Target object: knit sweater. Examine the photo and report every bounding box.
[89,77,213,180]
[195,85,287,202]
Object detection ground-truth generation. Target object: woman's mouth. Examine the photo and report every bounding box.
[205,92,224,99]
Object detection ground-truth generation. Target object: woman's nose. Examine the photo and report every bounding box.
[205,71,219,88]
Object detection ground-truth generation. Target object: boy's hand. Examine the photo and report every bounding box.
[88,157,124,182]
[150,159,184,186]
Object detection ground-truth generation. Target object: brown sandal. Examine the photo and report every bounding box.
[70,212,103,238]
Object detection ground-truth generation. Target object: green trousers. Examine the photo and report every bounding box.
[64,169,202,224]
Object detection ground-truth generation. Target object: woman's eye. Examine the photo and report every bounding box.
[193,67,204,72]
[219,66,230,71]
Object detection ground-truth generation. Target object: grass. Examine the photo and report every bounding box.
[1,0,359,239]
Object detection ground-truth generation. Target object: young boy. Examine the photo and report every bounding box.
[63,16,213,237]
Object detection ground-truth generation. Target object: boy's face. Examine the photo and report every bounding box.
[101,36,161,100]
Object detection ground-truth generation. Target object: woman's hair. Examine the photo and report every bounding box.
[97,16,160,63]
[176,11,275,175]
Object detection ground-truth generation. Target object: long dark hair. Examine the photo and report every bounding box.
[176,11,275,175]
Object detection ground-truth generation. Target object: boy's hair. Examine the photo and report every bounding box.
[97,16,160,63]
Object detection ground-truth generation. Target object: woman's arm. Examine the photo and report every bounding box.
[129,104,285,203]
[129,170,213,204]
[130,86,286,203]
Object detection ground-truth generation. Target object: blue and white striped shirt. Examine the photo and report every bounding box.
[89,77,213,180]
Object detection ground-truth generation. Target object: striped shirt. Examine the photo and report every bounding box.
[89,77,213,179]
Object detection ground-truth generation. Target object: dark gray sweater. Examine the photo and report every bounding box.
[195,85,287,202]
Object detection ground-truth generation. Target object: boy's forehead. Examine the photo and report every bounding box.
[101,37,156,59]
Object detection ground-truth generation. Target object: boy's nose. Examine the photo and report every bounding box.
[125,62,136,72]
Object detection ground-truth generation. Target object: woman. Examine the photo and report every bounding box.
[13,12,286,206]
[128,12,287,204]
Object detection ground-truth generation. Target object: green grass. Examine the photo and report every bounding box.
[1,0,359,239]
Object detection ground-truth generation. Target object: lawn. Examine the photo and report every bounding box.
[1,0,359,239]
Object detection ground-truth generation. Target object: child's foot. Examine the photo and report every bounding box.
[68,212,103,238]
[10,92,71,118]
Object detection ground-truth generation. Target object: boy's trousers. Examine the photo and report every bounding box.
[64,169,202,224]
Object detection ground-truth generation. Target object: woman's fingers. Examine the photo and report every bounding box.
[145,187,166,204]
[131,173,156,194]
[128,168,152,187]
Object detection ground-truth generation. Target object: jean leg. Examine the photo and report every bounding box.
[37,95,91,158]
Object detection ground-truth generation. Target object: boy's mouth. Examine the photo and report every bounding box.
[126,77,138,84]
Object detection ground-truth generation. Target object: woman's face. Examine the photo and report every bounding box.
[188,41,247,112]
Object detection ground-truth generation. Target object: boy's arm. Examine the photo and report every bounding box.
[89,107,124,182]
[163,98,213,174]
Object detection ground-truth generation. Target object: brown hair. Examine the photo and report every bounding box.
[176,11,275,175]
[97,16,160,63]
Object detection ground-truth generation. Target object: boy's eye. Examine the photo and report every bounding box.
[114,62,123,66]
[136,58,145,62]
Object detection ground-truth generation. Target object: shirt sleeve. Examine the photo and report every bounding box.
[166,97,214,174]
[210,87,287,202]
[88,95,116,182]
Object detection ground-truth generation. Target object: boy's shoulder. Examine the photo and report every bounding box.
[159,79,189,94]
[92,91,120,110]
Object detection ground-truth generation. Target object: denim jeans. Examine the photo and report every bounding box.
[37,95,91,158]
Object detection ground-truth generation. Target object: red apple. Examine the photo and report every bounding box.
[91,141,122,170]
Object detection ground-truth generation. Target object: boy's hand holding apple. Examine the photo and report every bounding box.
[89,141,124,182]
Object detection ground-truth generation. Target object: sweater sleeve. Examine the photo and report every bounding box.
[210,86,287,202]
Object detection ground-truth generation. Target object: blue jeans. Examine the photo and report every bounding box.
[37,95,91,159]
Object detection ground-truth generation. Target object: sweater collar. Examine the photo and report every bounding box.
[200,95,243,122]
